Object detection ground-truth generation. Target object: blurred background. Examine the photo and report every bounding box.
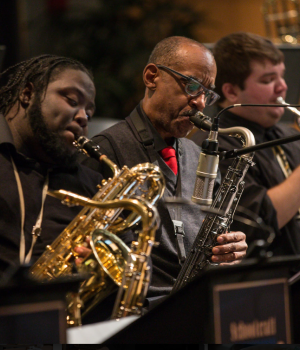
[1,0,300,136]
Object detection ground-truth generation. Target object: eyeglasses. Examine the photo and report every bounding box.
[156,64,220,106]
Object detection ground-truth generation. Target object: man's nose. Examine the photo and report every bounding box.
[189,93,206,111]
[276,77,288,93]
[74,109,88,128]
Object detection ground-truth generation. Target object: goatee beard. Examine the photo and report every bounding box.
[28,97,78,168]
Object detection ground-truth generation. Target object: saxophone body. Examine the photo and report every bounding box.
[172,114,255,293]
[30,137,165,326]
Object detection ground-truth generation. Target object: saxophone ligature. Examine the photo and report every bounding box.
[172,112,255,293]
[30,136,165,326]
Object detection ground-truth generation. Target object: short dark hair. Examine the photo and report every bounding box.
[213,32,284,102]
[0,54,93,116]
[148,36,208,69]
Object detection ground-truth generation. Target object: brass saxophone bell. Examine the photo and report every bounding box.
[90,228,130,285]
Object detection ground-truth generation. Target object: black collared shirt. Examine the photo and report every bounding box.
[138,103,177,151]
[0,114,107,274]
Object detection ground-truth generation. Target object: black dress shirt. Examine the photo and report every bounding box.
[0,114,119,274]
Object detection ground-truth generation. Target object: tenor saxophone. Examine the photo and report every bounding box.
[172,112,255,293]
[30,137,165,326]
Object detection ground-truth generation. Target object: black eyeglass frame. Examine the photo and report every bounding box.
[156,64,220,106]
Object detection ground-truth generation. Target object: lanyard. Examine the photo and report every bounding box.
[273,145,300,219]
[11,156,49,264]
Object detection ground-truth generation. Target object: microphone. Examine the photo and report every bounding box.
[190,112,219,206]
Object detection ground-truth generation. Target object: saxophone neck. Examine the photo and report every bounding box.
[100,156,120,178]
[74,136,120,177]
[192,112,256,158]
[219,126,256,148]
[192,112,255,147]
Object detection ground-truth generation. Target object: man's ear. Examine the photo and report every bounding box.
[143,64,159,90]
[19,83,35,108]
[222,83,240,104]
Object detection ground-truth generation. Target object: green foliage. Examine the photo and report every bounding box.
[46,0,205,118]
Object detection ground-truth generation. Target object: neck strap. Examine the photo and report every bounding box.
[11,155,49,264]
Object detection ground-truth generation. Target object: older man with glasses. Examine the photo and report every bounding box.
[156,64,220,107]
[81,36,247,309]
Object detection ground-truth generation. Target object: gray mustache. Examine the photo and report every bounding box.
[180,110,198,117]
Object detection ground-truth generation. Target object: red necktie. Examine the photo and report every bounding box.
[159,146,178,175]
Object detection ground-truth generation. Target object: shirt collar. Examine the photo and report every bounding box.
[139,102,177,151]
[0,113,15,146]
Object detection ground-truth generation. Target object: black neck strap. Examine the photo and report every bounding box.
[126,104,186,263]
[126,104,157,164]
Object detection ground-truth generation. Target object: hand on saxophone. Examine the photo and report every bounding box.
[74,236,92,266]
[210,231,247,265]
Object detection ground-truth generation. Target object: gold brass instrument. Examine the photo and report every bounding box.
[30,137,165,326]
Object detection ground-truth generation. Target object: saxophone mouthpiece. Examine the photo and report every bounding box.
[276,97,300,120]
[276,96,285,105]
[189,112,212,131]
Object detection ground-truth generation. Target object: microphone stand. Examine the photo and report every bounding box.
[221,133,300,160]
[192,103,300,159]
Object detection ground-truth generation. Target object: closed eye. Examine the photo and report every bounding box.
[65,94,95,120]
[187,81,201,92]
[261,78,275,84]
[66,96,78,107]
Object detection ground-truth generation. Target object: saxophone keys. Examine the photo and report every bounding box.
[46,245,54,252]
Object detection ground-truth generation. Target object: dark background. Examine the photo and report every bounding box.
[0,0,205,120]
[1,0,300,129]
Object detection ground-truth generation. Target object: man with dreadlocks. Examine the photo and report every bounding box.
[0,55,132,277]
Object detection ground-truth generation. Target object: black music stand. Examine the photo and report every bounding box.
[288,268,300,343]
[103,256,300,344]
[0,265,85,343]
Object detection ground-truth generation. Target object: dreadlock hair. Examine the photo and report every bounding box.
[0,54,93,116]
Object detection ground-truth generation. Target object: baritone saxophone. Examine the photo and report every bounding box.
[30,136,165,326]
[172,112,256,293]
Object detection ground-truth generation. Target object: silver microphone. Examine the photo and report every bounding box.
[190,112,219,206]
[191,150,219,206]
